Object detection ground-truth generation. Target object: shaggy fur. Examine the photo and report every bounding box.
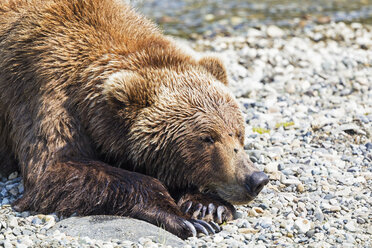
[0,0,266,239]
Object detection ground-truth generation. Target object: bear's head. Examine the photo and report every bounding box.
[102,54,269,204]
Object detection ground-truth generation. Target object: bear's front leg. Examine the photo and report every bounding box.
[177,192,236,225]
[13,160,215,239]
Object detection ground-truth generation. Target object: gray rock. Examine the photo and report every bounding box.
[266,25,285,38]
[48,216,185,247]
[2,198,10,205]
[15,244,27,248]
[344,221,357,233]
[365,142,372,151]
[314,208,324,222]
[294,218,311,234]
[3,240,12,248]
[8,216,18,228]
[306,229,315,238]
[31,217,43,226]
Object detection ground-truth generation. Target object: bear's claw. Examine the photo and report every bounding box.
[183,219,218,238]
[183,220,197,237]
[191,221,209,235]
[182,201,193,214]
[205,203,215,220]
[191,203,203,219]
[190,219,216,235]
[209,220,221,232]
[182,200,230,224]
[217,205,225,224]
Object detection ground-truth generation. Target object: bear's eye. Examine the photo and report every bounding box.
[237,132,242,139]
[202,136,215,144]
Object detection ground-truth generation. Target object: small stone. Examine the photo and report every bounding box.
[330,206,341,212]
[248,206,264,217]
[213,235,223,243]
[337,124,366,136]
[31,217,43,225]
[12,228,21,236]
[15,244,28,248]
[236,219,250,228]
[238,228,259,234]
[2,198,10,205]
[102,244,113,248]
[264,162,278,174]
[367,225,372,234]
[204,14,214,21]
[221,224,238,233]
[17,184,24,194]
[8,216,18,228]
[281,178,301,185]
[259,217,272,229]
[297,183,305,193]
[9,187,18,196]
[285,81,296,94]
[21,211,30,218]
[322,203,341,212]
[19,237,33,247]
[230,16,243,26]
[3,240,12,248]
[264,170,279,180]
[314,208,324,222]
[323,222,330,231]
[365,142,372,151]
[8,172,18,180]
[21,229,33,236]
[344,221,357,232]
[294,218,311,234]
[356,217,366,224]
[306,229,315,238]
[234,210,244,219]
[266,25,284,37]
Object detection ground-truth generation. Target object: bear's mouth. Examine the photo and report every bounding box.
[208,185,257,205]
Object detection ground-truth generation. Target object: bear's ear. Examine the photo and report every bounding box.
[104,70,153,109]
[199,56,228,86]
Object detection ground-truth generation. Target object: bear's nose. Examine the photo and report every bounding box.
[246,172,269,196]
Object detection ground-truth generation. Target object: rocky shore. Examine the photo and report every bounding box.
[1,22,371,247]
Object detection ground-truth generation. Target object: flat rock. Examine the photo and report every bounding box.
[48,216,185,247]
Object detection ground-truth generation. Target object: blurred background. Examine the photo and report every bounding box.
[133,0,372,38]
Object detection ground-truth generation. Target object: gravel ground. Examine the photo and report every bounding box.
[133,0,372,38]
[0,22,371,247]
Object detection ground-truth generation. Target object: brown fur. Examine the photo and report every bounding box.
[0,0,265,239]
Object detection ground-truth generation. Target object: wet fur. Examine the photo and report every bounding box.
[0,0,251,238]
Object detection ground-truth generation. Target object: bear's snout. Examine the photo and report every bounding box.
[245,171,269,197]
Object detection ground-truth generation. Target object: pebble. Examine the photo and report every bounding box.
[281,178,301,185]
[323,223,330,231]
[15,244,28,248]
[8,216,18,228]
[314,208,324,222]
[266,25,285,38]
[296,183,305,193]
[3,240,12,248]
[344,221,357,232]
[31,217,43,226]
[264,162,278,174]
[294,218,311,234]
[213,235,224,243]
[259,217,272,229]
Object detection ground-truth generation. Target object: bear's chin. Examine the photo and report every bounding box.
[202,186,255,205]
[213,187,256,205]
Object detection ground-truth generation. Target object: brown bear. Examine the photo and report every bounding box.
[0,0,269,239]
